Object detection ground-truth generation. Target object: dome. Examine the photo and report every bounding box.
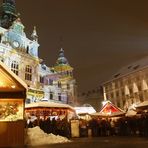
[56,48,69,65]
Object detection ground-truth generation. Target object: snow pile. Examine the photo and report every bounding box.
[25,126,71,146]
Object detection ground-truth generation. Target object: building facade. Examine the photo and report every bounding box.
[0,0,77,105]
[103,57,148,111]
[52,48,77,105]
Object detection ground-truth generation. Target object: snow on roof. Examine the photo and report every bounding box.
[25,101,75,110]
[104,56,148,83]
[125,110,137,117]
[25,126,70,146]
[74,106,96,114]
[136,101,148,108]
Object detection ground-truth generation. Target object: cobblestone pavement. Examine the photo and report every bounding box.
[26,136,148,148]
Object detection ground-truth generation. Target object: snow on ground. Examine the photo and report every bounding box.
[25,126,71,146]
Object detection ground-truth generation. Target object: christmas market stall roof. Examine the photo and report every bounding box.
[91,101,125,117]
[25,101,75,111]
[125,109,137,117]
[136,101,148,111]
[0,61,27,92]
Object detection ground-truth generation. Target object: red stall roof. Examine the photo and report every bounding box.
[99,100,125,117]
[91,100,125,117]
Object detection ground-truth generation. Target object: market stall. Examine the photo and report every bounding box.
[0,61,27,147]
[91,100,125,118]
[25,101,76,122]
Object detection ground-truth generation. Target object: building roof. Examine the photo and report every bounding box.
[104,56,148,84]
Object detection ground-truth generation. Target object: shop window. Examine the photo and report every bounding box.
[25,65,32,81]
[11,61,19,75]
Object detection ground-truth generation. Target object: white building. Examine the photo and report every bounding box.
[103,56,148,111]
[0,0,77,105]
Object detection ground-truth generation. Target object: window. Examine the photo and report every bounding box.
[50,92,53,100]
[133,65,140,70]
[58,81,61,88]
[114,73,120,78]
[58,93,61,101]
[25,65,32,81]
[48,79,53,85]
[67,84,70,89]
[11,61,19,75]
[26,46,29,54]
[40,76,44,83]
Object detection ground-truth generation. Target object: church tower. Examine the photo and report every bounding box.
[53,48,77,105]
[0,0,18,29]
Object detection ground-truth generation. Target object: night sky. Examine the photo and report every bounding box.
[2,0,148,93]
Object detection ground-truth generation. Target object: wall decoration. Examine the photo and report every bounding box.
[0,99,24,121]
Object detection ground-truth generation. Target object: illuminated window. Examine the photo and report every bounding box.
[25,65,32,81]
[11,61,19,75]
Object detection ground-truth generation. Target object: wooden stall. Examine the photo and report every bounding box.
[91,100,125,118]
[25,101,76,122]
[0,61,27,147]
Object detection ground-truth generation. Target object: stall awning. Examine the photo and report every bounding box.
[0,61,27,92]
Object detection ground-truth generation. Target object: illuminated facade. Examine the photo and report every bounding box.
[103,56,148,111]
[0,0,77,105]
[53,48,77,105]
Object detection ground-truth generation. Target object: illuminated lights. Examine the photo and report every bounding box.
[102,100,108,106]
[11,85,16,89]
[0,81,5,87]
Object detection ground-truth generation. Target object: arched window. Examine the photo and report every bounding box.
[25,65,32,81]
[11,61,19,75]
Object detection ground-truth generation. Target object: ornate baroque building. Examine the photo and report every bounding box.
[0,0,77,105]
[103,56,148,111]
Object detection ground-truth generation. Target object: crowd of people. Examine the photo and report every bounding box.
[26,116,71,138]
[80,113,148,137]
[26,112,148,138]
